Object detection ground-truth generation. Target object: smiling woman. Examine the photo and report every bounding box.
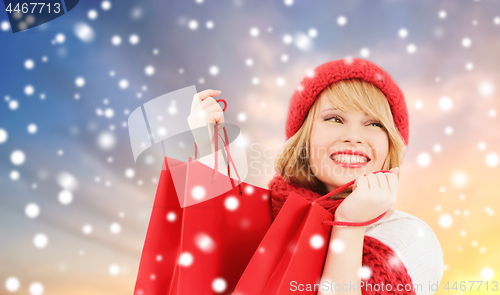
[274,78,406,197]
[269,58,443,295]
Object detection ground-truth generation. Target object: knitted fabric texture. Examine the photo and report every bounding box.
[285,57,410,146]
[268,173,416,295]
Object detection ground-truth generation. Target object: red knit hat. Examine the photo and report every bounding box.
[285,58,409,146]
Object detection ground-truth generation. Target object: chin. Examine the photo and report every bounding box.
[333,167,366,180]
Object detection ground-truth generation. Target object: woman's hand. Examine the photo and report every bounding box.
[334,167,399,223]
[187,89,225,153]
[188,89,225,129]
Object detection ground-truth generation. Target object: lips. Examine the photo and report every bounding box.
[329,149,371,168]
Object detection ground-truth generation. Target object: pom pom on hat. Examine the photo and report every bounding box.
[285,58,409,146]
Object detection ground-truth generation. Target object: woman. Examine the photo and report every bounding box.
[190,58,444,295]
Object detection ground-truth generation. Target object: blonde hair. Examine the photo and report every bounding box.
[274,78,406,195]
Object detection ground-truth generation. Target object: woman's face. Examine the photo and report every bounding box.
[309,93,390,196]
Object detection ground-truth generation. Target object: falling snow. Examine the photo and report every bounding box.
[74,22,95,42]
[195,233,216,253]
[212,278,227,293]
[25,203,40,218]
[0,128,7,143]
[309,234,324,249]
[58,190,73,205]
[439,96,453,111]
[88,9,98,20]
[109,264,120,276]
[5,277,20,292]
[337,16,347,26]
[358,266,372,280]
[178,252,194,267]
[129,34,140,45]
[417,152,431,167]
[33,233,48,248]
[10,150,26,166]
[439,213,453,228]
[1,2,499,294]
[111,35,121,46]
[224,196,239,211]
[101,1,112,11]
[330,238,345,253]
[29,282,44,295]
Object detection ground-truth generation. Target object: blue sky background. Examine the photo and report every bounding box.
[1,0,500,294]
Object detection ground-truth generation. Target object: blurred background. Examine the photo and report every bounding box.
[1,0,499,294]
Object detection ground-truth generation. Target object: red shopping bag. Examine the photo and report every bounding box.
[233,172,390,295]
[168,122,246,208]
[133,124,273,295]
[233,192,333,295]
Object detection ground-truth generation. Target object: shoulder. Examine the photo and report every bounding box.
[366,209,438,241]
[365,210,444,295]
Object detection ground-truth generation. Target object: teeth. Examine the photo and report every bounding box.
[333,154,368,163]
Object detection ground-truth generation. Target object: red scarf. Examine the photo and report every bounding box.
[268,173,416,295]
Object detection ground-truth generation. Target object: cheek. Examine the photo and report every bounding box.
[309,131,330,164]
[309,142,321,164]
[372,135,390,161]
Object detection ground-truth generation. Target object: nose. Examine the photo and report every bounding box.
[341,124,364,144]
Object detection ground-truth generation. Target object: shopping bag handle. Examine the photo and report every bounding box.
[193,99,243,196]
[212,123,243,195]
[316,170,391,227]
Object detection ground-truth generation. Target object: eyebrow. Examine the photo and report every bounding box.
[321,107,369,116]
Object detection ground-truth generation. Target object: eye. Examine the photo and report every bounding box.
[325,115,343,123]
[369,122,385,128]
